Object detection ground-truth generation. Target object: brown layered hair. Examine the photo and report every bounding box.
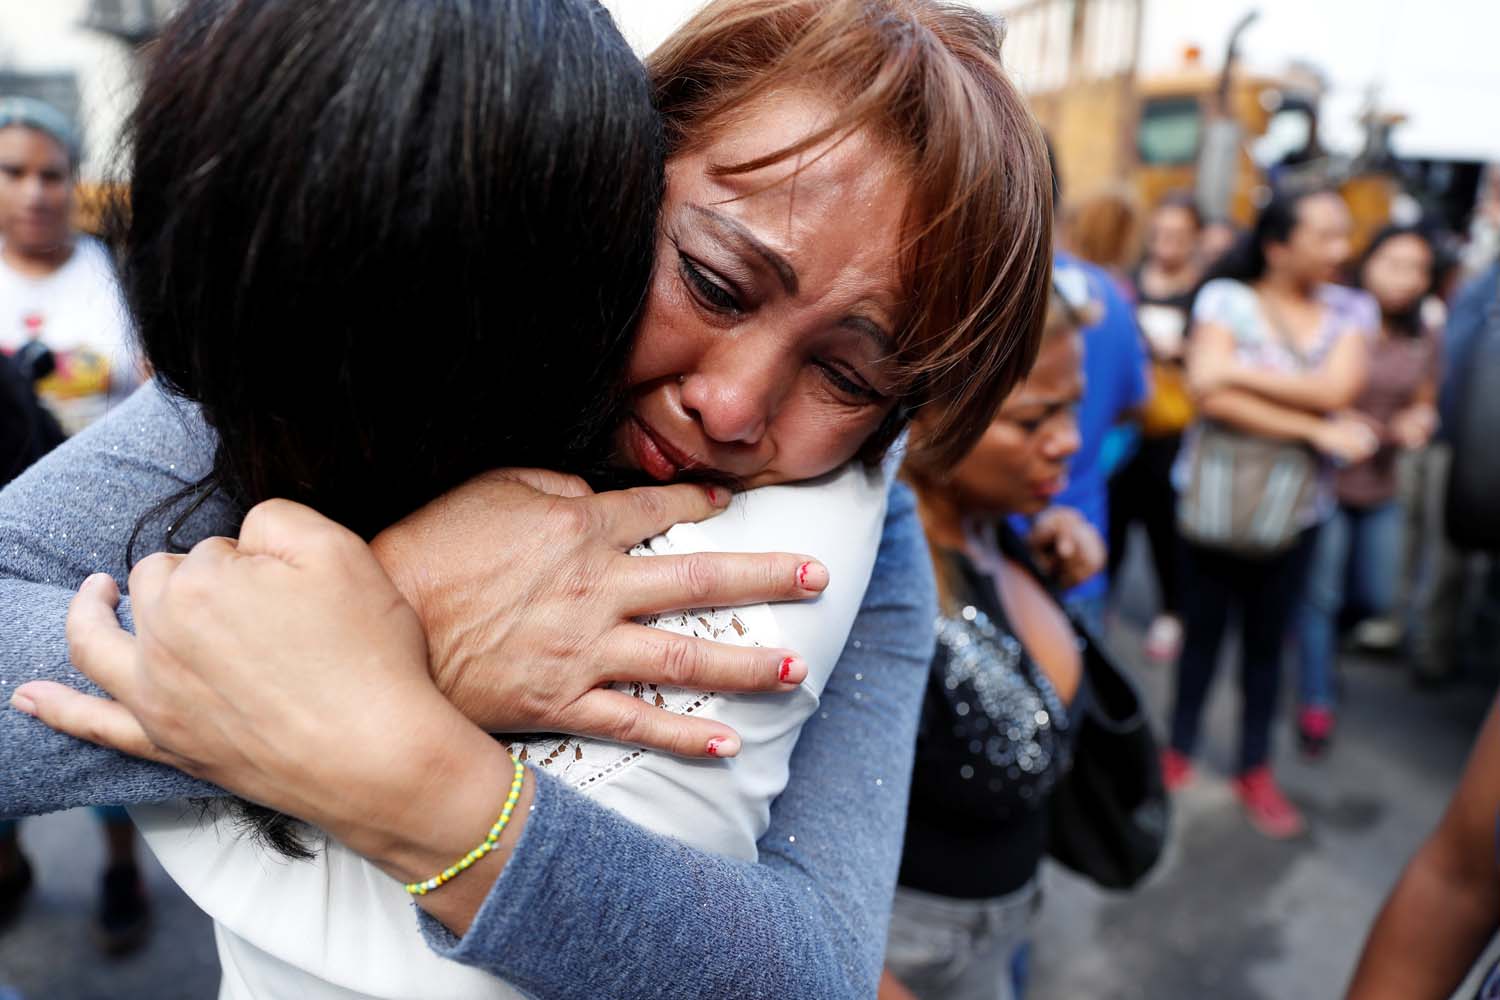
[1065,186,1142,272]
[648,0,1053,470]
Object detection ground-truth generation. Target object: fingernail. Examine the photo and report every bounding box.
[796,561,829,591]
[706,735,739,758]
[778,656,806,683]
[9,692,36,716]
[706,486,729,507]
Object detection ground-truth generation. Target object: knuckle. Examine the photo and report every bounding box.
[606,703,649,746]
[676,554,718,605]
[631,488,671,528]
[655,636,700,688]
[555,501,598,541]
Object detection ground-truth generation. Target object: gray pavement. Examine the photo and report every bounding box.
[1030,542,1490,1000]
[0,544,1489,999]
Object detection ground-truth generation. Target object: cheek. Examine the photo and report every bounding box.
[626,269,703,387]
[948,428,1029,505]
[766,395,889,478]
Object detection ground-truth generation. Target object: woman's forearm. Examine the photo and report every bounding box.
[0,384,237,816]
[1,583,223,818]
[1198,387,1325,445]
[1346,841,1500,999]
[1223,366,1356,413]
[1349,700,1500,998]
[413,482,936,999]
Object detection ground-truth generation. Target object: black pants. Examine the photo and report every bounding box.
[1108,433,1184,615]
[1169,530,1317,773]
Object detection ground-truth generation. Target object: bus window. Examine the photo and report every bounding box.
[1138,97,1201,165]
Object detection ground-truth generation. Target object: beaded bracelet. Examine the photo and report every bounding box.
[404,755,526,896]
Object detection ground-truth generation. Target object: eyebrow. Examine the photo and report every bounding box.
[687,202,897,354]
[688,203,799,297]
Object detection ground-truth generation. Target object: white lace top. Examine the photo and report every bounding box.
[131,460,889,999]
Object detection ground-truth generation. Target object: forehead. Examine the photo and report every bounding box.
[669,91,910,312]
[1006,331,1084,405]
[1373,233,1431,264]
[1154,205,1197,229]
[1295,194,1350,232]
[0,125,71,168]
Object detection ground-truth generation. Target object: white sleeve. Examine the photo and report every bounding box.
[129,461,890,999]
[548,460,889,860]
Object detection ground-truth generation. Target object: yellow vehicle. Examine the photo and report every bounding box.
[999,1,1394,242]
[74,182,124,237]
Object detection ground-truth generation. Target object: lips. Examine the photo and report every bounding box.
[626,415,704,483]
[1032,473,1068,499]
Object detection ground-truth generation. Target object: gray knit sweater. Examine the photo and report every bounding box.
[0,383,936,998]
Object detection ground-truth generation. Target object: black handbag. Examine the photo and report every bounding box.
[1045,615,1170,890]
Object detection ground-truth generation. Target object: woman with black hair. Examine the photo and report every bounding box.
[1164,188,1378,839]
[1293,225,1441,755]
[1111,191,1205,664]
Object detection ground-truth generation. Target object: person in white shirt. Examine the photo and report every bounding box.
[0,97,138,436]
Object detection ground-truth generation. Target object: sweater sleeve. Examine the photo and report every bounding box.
[420,480,936,1000]
[0,382,237,818]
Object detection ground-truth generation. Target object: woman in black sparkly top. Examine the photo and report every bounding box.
[881,273,1100,1000]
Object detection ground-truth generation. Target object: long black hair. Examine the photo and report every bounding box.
[116,0,665,855]
[122,0,662,549]
[1354,224,1438,338]
[1204,186,1334,286]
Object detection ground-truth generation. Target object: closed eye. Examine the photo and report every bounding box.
[815,360,885,404]
[678,252,742,314]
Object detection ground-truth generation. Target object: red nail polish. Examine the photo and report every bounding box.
[706,737,726,756]
[779,657,795,682]
[707,486,721,505]
[797,562,810,588]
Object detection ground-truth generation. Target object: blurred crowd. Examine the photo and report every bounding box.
[1051,164,1497,835]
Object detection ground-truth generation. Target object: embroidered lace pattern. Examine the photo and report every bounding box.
[506,537,763,792]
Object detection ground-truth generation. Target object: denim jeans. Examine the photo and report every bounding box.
[1170,531,1317,772]
[1296,502,1404,709]
[885,881,1039,1000]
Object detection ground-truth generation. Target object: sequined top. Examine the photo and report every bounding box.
[898,533,1082,900]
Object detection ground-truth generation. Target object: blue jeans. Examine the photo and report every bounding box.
[1170,531,1317,772]
[1296,502,1403,709]
[885,881,1038,1000]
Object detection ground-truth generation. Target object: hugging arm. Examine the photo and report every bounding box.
[4,384,830,819]
[421,482,935,999]
[0,384,231,818]
[1345,699,1500,1000]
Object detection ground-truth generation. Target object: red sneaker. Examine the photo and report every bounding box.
[1232,766,1306,839]
[1160,749,1195,792]
[1298,706,1335,759]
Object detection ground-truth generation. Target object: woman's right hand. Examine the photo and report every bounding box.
[1310,413,1381,464]
[369,470,829,757]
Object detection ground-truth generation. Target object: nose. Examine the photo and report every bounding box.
[19,175,51,211]
[1039,414,1081,462]
[678,340,792,446]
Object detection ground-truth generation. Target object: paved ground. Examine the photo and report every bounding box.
[0,544,1490,999]
[1030,541,1492,1000]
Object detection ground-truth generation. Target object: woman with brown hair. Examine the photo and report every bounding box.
[5,0,1052,997]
